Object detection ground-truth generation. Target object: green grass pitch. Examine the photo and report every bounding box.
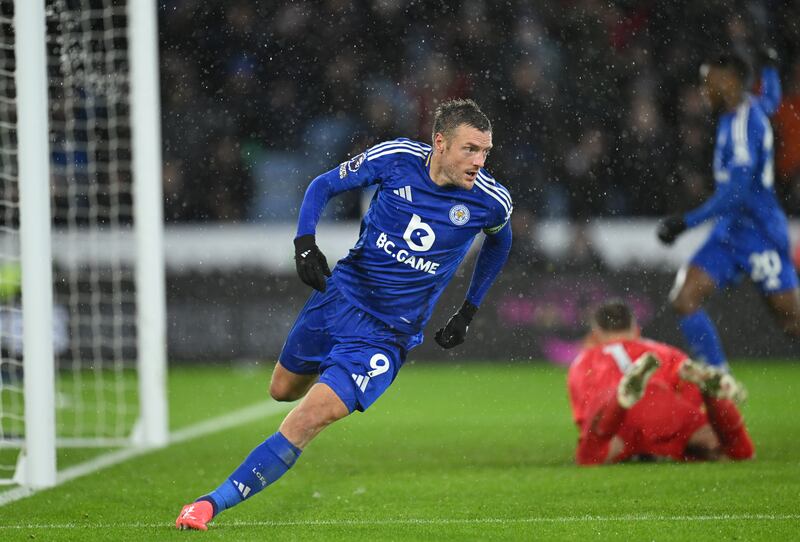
[1,361,799,541]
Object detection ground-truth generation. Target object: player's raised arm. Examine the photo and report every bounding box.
[755,47,782,116]
[434,217,513,349]
[293,150,380,292]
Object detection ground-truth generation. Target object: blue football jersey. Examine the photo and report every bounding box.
[701,96,788,248]
[326,138,512,335]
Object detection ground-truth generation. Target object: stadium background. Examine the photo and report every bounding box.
[2,2,799,539]
[139,0,800,363]
[157,0,800,223]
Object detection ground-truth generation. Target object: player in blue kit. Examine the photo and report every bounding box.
[176,99,513,530]
[657,51,800,370]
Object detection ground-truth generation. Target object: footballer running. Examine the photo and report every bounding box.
[658,50,800,370]
[176,99,513,530]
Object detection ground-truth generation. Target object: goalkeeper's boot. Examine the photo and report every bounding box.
[617,353,660,408]
[679,359,747,404]
[176,500,214,531]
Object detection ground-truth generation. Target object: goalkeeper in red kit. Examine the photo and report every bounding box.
[567,300,754,465]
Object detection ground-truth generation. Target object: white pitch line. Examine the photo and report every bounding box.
[0,514,799,530]
[0,400,292,508]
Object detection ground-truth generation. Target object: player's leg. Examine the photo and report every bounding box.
[703,395,754,460]
[179,342,402,527]
[177,289,409,530]
[177,382,349,530]
[679,359,754,460]
[269,286,340,402]
[269,361,318,402]
[670,263,728,368]
[747,244,800,337]
[764,288,800,337]
[576,353,659,465]
[279,382,350,447]
[177,289,337,530]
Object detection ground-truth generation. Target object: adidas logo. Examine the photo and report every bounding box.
[352,373,370,392]
[232,479,251,498]
[392,186,413,202]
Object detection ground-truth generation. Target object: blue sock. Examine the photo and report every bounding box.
[198,432,302,516]
[679,310,727,368]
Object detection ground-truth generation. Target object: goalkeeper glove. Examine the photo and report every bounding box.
[294,234,331,292]
[435,300,478,349]
[657,215,687,245]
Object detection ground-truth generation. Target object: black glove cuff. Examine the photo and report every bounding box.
[294,234,316,254]
[459,300,478,323]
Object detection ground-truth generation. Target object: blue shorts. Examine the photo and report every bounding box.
[279,279,420,413]
[691,235,799,294]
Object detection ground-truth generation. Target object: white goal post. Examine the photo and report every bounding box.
[15,0,57,490]
[1,0,167,489]
[129,0,168,451]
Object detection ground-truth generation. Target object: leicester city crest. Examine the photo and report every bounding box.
[449,204,470,226]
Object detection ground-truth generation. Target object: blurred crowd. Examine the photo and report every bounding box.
[158,0,800,228]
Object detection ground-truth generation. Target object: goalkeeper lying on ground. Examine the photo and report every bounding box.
[567,300,753,465]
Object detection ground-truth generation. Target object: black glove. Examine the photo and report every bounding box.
[756,45,779,68]
[435,300,478,349]
[657,215,687,246]
[294,234,331,292]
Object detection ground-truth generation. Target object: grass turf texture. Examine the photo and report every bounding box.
[1,361,799,541]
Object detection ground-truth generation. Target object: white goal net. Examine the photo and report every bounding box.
[0,0,166,488]
[48,0,139,447]
[0,0,23,484]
